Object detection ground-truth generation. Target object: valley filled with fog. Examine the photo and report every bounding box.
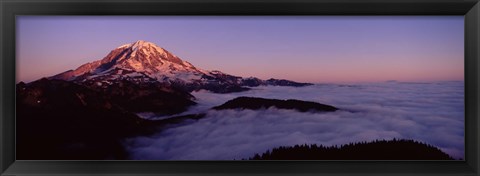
[124,81,464,160]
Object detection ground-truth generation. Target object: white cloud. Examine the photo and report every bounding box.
[124,81,464,160]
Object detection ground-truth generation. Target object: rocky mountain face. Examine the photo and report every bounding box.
[51,40,312,93]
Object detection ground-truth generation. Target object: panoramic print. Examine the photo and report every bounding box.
[16,16,464,160]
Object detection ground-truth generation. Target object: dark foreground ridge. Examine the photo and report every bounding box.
[16,78,195,160]
[249,139,454,160]
[213,96,338,112]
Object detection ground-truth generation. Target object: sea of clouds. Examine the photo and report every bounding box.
[124,81,465,160]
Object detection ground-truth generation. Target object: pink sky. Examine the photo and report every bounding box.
[17,16,464,83]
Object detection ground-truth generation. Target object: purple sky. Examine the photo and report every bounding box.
[17,16,464,83]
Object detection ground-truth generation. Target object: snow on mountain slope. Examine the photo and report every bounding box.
[51,40,312,93]
[53,40,204,82]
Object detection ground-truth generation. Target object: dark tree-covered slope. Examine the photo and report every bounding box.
[249,139,454,160]
[213,96,338,112]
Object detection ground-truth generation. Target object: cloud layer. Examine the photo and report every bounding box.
[124,81,464,160]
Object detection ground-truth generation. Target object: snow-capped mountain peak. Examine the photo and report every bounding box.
[113,40,194,71]
[50,40,312,93]
[52,40,201,82]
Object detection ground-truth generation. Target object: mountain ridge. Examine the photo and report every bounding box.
[50,40,312,93]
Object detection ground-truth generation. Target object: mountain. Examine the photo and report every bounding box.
[16,40,315,159]
[52,40,204,82]
[51,40,312,93]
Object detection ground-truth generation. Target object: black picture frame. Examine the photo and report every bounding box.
[1,0,479,175]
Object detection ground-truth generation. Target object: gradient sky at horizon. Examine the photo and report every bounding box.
[17,16,464,83]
